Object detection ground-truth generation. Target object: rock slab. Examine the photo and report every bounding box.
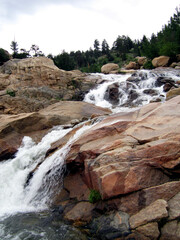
[129,199,168,229]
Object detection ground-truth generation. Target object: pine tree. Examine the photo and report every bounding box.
[102,39,109,55]
[10,40,18,58]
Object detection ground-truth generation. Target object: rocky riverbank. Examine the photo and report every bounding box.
[44,95,180,240]
[0,57,180,239]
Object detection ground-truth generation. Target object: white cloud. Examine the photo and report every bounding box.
[0,0,179,55]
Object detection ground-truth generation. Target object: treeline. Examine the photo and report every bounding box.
[0,7,179,71]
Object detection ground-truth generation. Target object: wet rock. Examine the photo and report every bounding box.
[139,71,148,80]
[126,76,141,83]
[128,89,139,101]
[127,71,147,82]
[90,211,130,239]
[129,199,168,229]
[163,83,173,92]
[143,89,158,96]
[104,82,120,105]
[150,97,163,103]
[155,77,176,87]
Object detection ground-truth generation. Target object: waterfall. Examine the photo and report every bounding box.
[84,70,180,112]
[0,123,94,218]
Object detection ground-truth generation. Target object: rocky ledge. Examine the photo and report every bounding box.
[47,95,180,240]
[0,57,98,114]
[0,101,111,161]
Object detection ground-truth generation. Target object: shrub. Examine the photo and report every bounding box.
[143,60,154,69]
[88,189,102,203]
[6,89,16,97]
[0,48,11,66]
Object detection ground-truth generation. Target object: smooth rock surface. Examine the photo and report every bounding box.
[65,96,180,199]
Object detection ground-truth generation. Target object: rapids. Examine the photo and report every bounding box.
[84,69,180,112]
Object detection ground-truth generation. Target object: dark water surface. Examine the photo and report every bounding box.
[0,210,91,240]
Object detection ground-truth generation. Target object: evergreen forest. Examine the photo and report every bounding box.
[0,7,180,72]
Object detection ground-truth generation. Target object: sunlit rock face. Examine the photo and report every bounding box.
[65,96,180,199]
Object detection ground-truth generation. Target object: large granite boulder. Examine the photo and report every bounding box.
[101,63,119,74]
[104,82,120,105]
[152,56,170,67]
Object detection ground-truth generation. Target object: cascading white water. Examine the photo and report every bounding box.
[0,123,94,219]
[84,70,180,112]
[84,73,131,110]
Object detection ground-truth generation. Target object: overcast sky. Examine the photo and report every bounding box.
[0,0,179,55]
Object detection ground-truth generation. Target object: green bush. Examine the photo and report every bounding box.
[6,89,16,97]
[88,189,102,203]
[0,48,11,66]
[143,60,154,69]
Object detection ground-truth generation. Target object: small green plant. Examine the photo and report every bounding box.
[143,60,154,69]
[88,189,102,203]
[6,89,16,97]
